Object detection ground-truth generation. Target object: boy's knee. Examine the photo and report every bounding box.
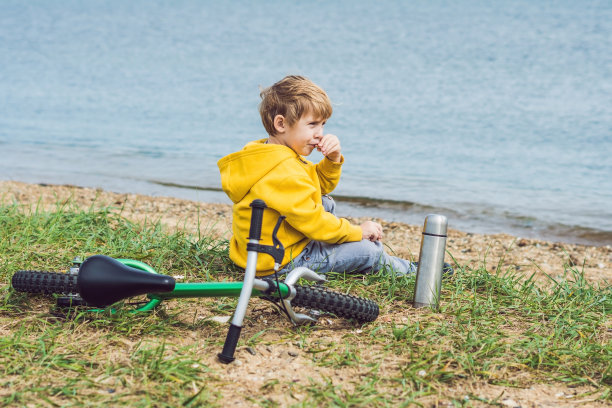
[357,240,385,267]
[321,194,336,214]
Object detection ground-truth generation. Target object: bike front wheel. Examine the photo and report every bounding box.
[291,284,379,322]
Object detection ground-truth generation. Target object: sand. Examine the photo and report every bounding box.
[1,180,611,407]
[1,180,610,285]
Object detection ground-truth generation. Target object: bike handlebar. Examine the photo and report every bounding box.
[247,199,267,241]
[218,324,242,363]
[219,198,268,364]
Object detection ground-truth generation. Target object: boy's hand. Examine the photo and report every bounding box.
[316,134,342,162]
[360,221,383,242]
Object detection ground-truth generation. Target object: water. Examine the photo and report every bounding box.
[1,0,611,246]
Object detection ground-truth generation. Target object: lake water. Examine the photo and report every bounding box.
[1,0,611,245]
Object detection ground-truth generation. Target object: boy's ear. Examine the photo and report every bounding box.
[273,115,286,134]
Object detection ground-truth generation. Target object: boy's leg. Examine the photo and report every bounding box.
[321,194,336,215]
[281,239,417,275]
[279,195,417,275]
[276,195,336,275]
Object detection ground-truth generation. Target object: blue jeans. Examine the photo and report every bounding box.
[279,195,417,275]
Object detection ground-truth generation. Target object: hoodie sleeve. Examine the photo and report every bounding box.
[266,172,362,244]
[315,155,344,195]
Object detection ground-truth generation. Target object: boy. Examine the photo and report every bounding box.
[217,75,417,277]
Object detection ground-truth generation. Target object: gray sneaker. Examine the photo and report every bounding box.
[412,262,454,277]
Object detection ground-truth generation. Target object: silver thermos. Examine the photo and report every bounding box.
[413,214,448,310]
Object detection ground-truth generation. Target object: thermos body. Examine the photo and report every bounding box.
[413,214,448,309]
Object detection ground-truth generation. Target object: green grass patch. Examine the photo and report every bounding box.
[0,201,610,406]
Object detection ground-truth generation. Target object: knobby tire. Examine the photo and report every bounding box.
[12,270,77,295]
[292,284,379,322]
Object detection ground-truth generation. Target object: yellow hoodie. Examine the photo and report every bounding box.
[217,139,363,276]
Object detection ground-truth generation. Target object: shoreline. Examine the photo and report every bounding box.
[150,179,612,247]
[1,180,610,285]
[5,173,610,247]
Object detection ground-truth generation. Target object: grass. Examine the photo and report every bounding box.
[0,201,610,406]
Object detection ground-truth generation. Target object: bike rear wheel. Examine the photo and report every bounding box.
[11,269,160,311]
[12,270,77,295]
[291,284,379,322]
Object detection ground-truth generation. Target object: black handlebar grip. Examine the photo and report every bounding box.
[217,323,242,364]
[248,199,267,240]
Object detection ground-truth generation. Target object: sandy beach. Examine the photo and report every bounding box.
[1,180,610,286]
[2,179,611,407]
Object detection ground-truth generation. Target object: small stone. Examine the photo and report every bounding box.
[288,350,298,357]
[417,370,426,377]
[233,359,243,366]
[210,316,231,324]
[555,392,564,397]
[501,399,520,407]
[246,347,256,355]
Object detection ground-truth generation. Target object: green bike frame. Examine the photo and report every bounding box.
[89,199,325,364]
[115,258,290,313]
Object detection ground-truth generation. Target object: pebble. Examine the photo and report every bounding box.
[501,399,520,407]
[210,315,231,324]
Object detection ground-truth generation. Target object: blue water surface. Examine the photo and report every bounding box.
[1,0,611,244]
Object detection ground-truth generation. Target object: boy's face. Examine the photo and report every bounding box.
[271,112,326,156]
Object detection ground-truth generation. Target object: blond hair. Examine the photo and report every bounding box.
[259,75,333,136]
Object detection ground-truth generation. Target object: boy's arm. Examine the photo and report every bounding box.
[270,174,362,244]
[316,133,343,195]
[316,155,344,195]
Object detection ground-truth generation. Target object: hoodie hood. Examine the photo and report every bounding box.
[217,139,298,203]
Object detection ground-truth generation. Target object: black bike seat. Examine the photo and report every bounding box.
[77,255,175,307]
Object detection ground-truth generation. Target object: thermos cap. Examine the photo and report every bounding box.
[423,214,448,236]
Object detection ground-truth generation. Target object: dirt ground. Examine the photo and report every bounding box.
[1,180,610,407]
[2,181,610,286]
